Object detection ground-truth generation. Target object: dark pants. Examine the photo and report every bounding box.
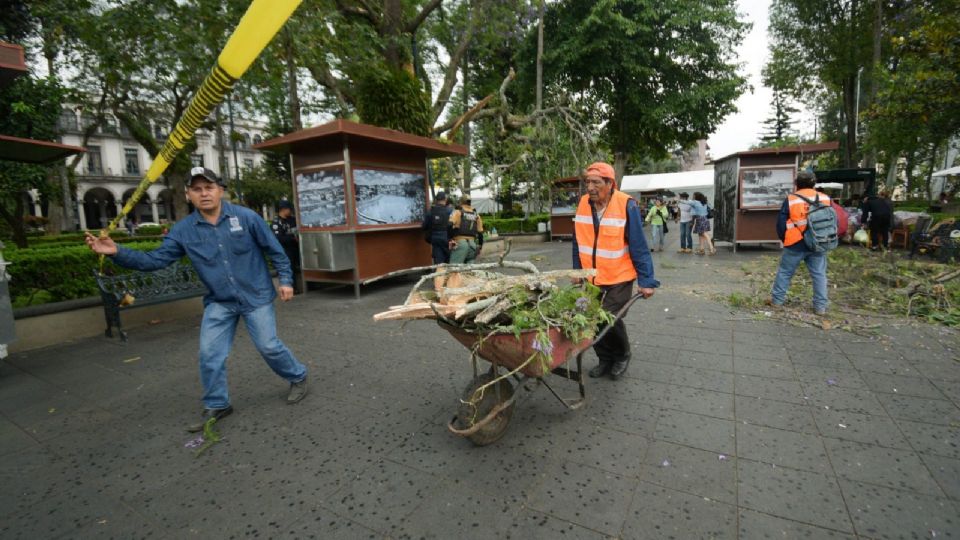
[870,216,891,249]
[430,237,450,264]
[593,281,634,365]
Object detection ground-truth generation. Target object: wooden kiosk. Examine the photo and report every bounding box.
[712,142,839,252]
[549,176,583,240]
[255,120,467,296]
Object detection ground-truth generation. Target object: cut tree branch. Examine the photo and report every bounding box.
[431,1,478,123]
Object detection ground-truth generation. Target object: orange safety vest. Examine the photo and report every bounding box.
[574,190,638,285]
[784,188,831,247]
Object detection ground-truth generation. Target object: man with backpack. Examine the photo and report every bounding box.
[422,191,453,264]
[769,171,838,316]
[449,196,484,264]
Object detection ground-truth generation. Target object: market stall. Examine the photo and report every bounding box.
[549,176,582,240]
[712,142,839,252]
[255,119,467,296]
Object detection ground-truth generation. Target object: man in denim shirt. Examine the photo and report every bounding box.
[85,167,308,432]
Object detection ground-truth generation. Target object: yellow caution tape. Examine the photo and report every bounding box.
[104,0,303,233]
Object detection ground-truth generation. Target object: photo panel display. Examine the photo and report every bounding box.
[740,168,795,208]
[296,169,347,227]
[352,168,426,225]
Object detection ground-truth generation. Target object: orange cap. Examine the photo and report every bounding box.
[585,162,616,186]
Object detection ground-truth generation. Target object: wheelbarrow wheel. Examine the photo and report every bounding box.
[456,372,515,446]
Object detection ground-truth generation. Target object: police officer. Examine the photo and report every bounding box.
[423,191,453,264]
[271,200,301,293]
[449,197,484,264]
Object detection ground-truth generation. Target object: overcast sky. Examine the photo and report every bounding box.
[706,0,813,161]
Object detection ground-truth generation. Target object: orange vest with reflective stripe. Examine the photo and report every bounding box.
[784,188,831,247]
[574,190,638,285]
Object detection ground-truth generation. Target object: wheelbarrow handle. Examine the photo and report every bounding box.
[591,292,645,346]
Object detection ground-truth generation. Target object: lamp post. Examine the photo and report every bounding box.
[227,95,242,202]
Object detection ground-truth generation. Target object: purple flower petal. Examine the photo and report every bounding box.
[718,454,728,461]
[826,378,837,386]
[661,459,671,467]
[184,436,205,449]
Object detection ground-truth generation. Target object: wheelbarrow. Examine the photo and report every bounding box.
[442,293,642,446]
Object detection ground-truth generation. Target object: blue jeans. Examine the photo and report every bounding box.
[679,221,693,249]
[199,301,307,409]
[650,224,664,249]
[770,247,828,312]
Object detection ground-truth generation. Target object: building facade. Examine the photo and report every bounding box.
[25,108,269,230]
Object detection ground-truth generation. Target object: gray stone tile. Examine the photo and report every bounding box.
[0,417,37,457]
[935,380,960,407]
[794,364,868,390]
[641,440,737,504]
[669,366,736,393]
[734,331,785,347]
[801,384,887,416]
[735,374,807,404]
[525,460,636,537]
[896,419,960,460]
[281,506,383,539]
[585,395,659,438]
[788,337,844,354]
[913,359,960,384]
[737,459,853,532]
[736,423,831,474]
[788,349,855,369]
[919,453,960,503]
[837,339,897,359]
[875,393,960,426]
[849,356,921,376]
[860,371,945,399]
[675,350,734,372]
[733,357,796,380]
[394,482,515,540]
[325,459,444,535]
[823,438,943,496]
[734,395,818,434]
[736,342,791,362]
[680,337,733,357]
[626,360,676,385]
[812,408,911,449]
[623,481,737,539]
[654,409,736,455]
[660,383,735,420]
[498,508,610,539]
[555,425,650,479]
[839,479,960,539]
[738,509,855,539]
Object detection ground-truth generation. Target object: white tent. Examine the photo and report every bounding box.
[620,169,715,201]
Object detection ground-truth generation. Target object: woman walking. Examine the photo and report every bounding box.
[691,192,716,255]
[646,198,670,252]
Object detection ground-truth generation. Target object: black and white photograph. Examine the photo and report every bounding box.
[296,169,347,227]
[353,168,426,225]
[740,168,794,208]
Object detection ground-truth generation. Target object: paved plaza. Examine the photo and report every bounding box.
[1,236,959,539]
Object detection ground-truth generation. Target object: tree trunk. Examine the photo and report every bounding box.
[842,79,857,167]
[382,0,405,71]
[0,198,28,248]
[925,141,940,200]
[904,148,916,194]
[461,59,472,196]
[613,150,627,185]
[283,27,302,131]
[864,0,882,168]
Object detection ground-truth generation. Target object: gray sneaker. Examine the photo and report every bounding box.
[287,377,308,404]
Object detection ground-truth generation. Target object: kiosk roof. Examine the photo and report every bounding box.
[254,119,467,158]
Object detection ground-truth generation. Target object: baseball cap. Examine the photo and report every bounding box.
[585,162,617,186]
[278,200,294,211]
[186,166,226,187]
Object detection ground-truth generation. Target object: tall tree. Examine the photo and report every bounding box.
[759,89,799,144]
[537,0,748,180]
[0,76,66,247]
[765,0,881,167]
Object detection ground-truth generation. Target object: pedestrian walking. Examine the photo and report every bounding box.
[449,197,484,264]
[272,199,302,293]
[645,198,669,252]
[862,190,894,250]
[84,167,308,431]
[572,161,658,380]
[422,191,453,264]
[676,192,694,253]
[691,192,715,255]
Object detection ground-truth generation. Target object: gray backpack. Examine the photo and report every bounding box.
[792,193,838,252]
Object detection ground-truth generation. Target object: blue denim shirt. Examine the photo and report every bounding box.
[112,201,292,311]
[572,197,660,289]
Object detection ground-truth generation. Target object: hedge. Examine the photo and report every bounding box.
[481,214,549,235]
[5,240,163,308]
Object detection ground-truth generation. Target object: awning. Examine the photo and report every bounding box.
[932,165,960,177]
[0,134,85,164]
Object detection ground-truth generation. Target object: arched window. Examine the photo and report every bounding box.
[241,132,250,149]
[253,134,263,145]
[103,114,118,134]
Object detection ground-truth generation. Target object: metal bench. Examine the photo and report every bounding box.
[93,262,206,341]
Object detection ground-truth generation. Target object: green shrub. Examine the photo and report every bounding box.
[482,214,549,235]
[136,225,163,236]
[5,240,164,307]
